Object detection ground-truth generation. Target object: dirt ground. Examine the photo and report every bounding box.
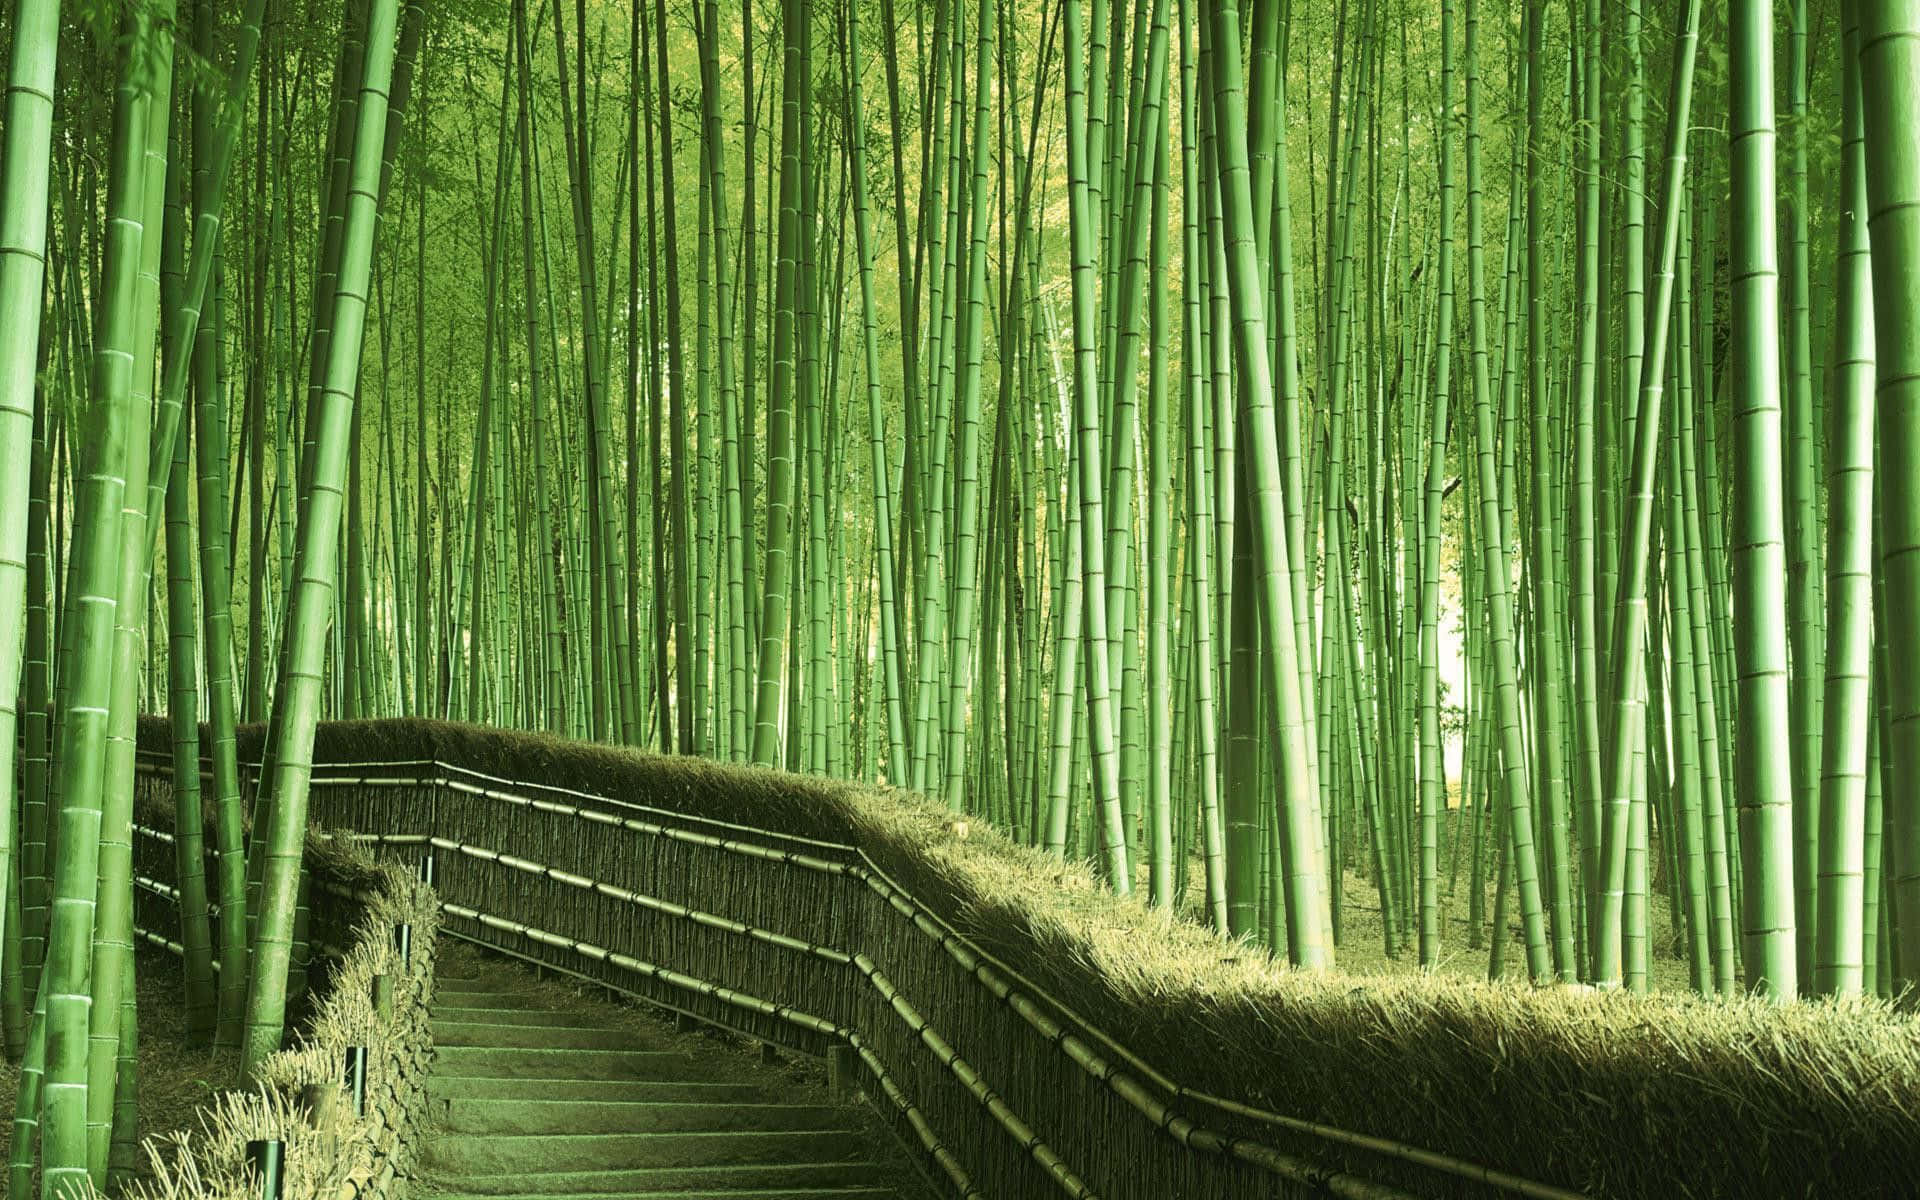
[0,950,242,1193]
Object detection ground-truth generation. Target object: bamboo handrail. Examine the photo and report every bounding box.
[133,749,1582,1200]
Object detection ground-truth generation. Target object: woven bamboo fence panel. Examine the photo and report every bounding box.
[286,763,1366,1200]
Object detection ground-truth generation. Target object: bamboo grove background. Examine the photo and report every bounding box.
[4,0,1920,1187]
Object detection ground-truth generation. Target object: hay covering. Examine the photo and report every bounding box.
[122,765,440,1200]
[136,716,1920,1198]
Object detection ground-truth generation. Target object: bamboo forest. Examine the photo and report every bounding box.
[2,0,1920,1196]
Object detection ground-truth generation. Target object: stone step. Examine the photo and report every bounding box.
[429,1076,781,1104]
[425,1190,895,1200]
[436,987,547,1006]
[434,1020,663,1051]
[442,1099,852,1136]
[423,1131,868,1175]
[424,1161,888,1196]
[435,1005,618,1029]
[434,1045,707,1081]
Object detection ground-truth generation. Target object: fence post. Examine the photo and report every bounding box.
[298,1082,343,1126]
[344,1045,369,1116]
[828,1043,858,1099]
[245,1139,285,1200]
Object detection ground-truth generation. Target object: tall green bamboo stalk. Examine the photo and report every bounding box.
[1728,0,1798,1000]
[1858,0,1920,988]
[243,0,402,1069]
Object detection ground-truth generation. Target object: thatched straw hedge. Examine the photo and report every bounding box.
[136,717,1920,1198]
[123,768,439,1200]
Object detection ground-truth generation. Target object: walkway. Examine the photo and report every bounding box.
[419,948,926,1200]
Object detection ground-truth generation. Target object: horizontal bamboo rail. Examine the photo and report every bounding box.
[132,752,1584,1200]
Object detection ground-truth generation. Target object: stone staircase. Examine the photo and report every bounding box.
[419,957,916,1200]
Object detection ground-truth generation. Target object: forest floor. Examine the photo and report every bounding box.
[1328,867,1693,991]
[1166,861,1694,992]
[0,949,242,1192]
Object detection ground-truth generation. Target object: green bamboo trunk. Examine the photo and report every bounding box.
[1813,0,1876,999]
[0,0,63,1038]
[243,0,402,1069]
[1858,0,1920,986]
[1728,0,1799,999]
[36,8,162,1191]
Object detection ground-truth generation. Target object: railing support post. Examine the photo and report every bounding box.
[298,1082,343,1126]
[828,1043,858,1099]
[344,1045,370,1117]
[245,1138,285,1200]
[371,972,393,1019]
